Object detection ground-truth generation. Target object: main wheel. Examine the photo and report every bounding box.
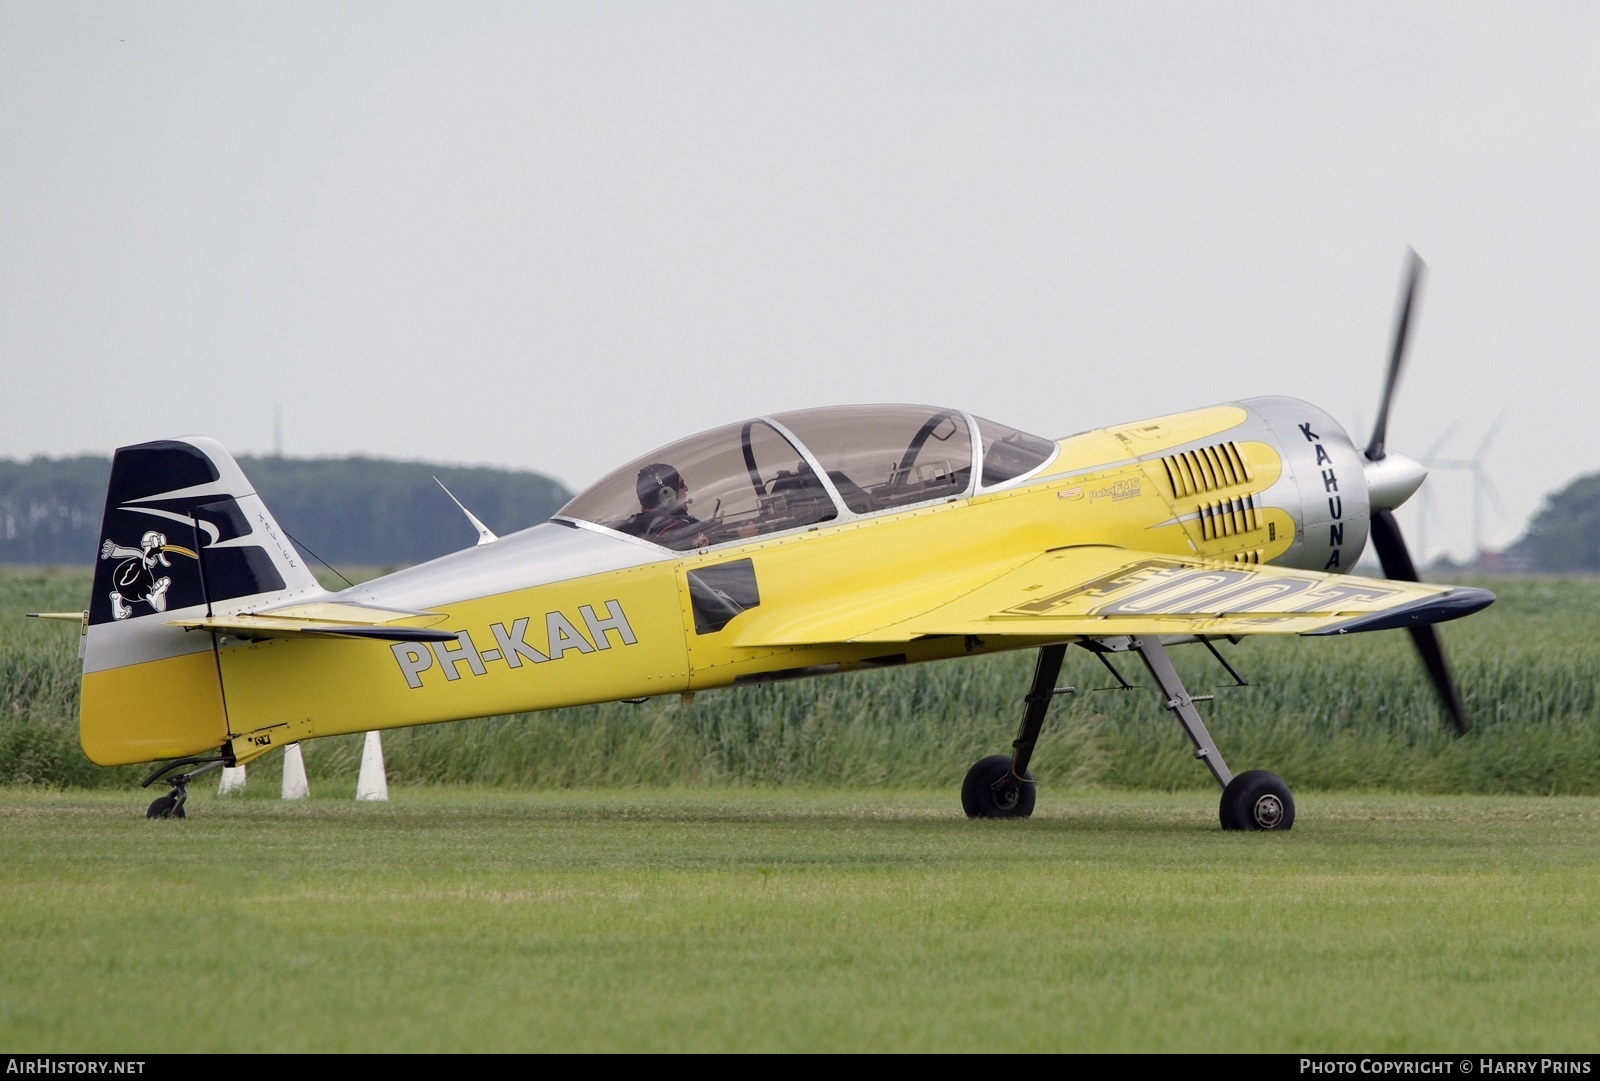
[961,754,1036,819]
[1219,770,1294,831]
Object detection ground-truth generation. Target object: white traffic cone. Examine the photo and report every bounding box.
[356,731,389,801]
[281,743,310,800]
[217,765,246,796]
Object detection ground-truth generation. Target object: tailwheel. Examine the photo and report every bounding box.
[146,791,187,820]
[961,754,1036,819]
[140,753,224,819]
[1219,770,1295,831]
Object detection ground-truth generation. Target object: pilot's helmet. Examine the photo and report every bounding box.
[636,463,684,508]
[140,530,166,551]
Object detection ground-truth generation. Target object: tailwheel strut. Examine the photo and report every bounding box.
[140,754,231,820]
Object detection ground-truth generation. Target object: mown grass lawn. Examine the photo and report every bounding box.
[2,787,1597,1053]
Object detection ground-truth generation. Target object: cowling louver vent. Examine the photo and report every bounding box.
[1159,441,1250,498]
[1196,494,1262,540]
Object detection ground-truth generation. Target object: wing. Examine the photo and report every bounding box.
[166,601,456,643]
[733,545,1494,647]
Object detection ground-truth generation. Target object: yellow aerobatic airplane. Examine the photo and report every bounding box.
[41,252,1492,828]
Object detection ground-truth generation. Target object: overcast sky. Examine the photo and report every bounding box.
[3,2,1595,564]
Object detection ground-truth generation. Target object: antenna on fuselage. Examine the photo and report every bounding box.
[434,478,498,545]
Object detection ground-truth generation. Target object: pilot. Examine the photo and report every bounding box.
[625,463,709,547]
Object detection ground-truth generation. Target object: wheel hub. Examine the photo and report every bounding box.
[1252,793,1285,829]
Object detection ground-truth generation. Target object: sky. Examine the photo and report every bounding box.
[3,2,1596,565]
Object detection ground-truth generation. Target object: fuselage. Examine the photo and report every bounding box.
[79,397,1390,765]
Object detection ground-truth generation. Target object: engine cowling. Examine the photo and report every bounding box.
[1238,395,1425,574]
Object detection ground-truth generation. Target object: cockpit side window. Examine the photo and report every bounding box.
[975,415,1058,488]
[772,405,975,513]
[556,420,837,550]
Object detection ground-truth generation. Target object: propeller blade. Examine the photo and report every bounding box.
[1406,623,1468,737]
[1369,506,1418,579]
[1365,249,1426,462]
[1370,507,1469,735]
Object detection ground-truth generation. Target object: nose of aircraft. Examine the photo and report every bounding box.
[1363,449,1427,511]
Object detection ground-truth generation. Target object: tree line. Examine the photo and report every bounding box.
[1503,471,1600,573]
[0,454,571,571]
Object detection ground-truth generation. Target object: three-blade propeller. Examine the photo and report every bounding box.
[1361,249,1469,735]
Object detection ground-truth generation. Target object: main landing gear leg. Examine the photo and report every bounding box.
[962,644,1071,819]
[1131,636,1294,831]
[140,754,230,819]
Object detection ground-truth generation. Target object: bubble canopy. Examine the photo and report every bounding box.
[556,404,1059,551]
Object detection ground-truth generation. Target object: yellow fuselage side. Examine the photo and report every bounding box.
[215,561,690,756]
[80,649,229,765]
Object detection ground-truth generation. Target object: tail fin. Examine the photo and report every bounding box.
[81,437,322,765]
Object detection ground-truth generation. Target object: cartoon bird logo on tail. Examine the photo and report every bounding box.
[100,530,198,619]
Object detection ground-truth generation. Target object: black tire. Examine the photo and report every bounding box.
[146,793,178,819]
[1219,770,1295,831]
[961,754,1036,819]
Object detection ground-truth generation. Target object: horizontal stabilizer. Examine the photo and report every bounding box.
[27,612,86,624]
[167,601,455,643]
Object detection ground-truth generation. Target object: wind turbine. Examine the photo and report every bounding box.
[1413,421,1459,566]
[1424,413,1508,564]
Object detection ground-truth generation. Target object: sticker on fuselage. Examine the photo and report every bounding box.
[1298,420,1347,570]
[389,600,638,690]
[1088,478,1141,503]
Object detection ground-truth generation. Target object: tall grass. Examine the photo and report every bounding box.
[0,568,136,788]
[5,567,1599,794]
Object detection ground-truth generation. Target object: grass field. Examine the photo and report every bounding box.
[2,787,1597,1053]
